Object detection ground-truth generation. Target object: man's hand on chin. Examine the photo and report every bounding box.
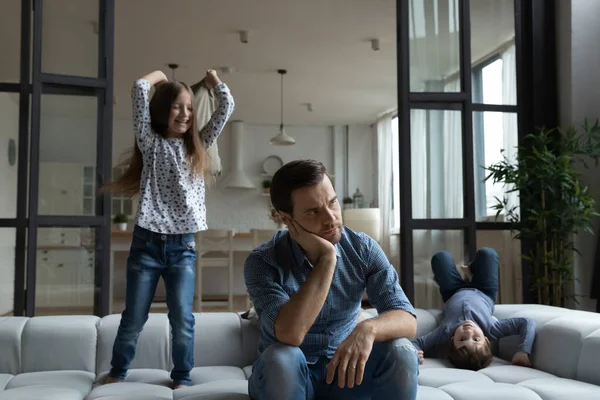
[325,322,376,389]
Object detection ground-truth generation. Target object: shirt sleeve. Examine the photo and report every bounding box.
[200,83,235,148]
[411,326,447,352]
[131,79,153,149]
[363,235,416,317]
[244,250,290,342]
[489,317,536,354]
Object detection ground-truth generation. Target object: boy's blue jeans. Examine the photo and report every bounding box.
[431,247,499,302]
[248,338,419,400]
[108,225,197,386]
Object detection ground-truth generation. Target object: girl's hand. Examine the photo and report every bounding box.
[141,70,168,87]
[417,350,425,365]
[204,69,222,88]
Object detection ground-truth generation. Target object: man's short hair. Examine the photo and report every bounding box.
[447,340,493,371]
[270,160,328,215]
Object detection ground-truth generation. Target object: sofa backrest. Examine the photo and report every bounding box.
[0,315,99,374]
[0,312,260,376]
[2,304,599,387]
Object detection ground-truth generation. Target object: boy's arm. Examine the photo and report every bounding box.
[411,325,447,353]
[489,317,536,355]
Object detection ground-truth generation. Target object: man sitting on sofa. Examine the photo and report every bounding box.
[244,159,419,400]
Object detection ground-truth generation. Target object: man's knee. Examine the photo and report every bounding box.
[261,343,306,368]
[384,338,419,373]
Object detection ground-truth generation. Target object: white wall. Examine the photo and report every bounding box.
[0,93,18,315]
[557,0,600,311]
[111,119,375,296]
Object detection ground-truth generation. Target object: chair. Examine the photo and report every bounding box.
[195,229,235,312]
[247,229,279,309]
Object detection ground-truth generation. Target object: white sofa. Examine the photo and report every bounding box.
[0,304,599,399]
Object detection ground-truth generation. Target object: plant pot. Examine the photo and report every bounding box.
[263,188,270,194]
[115,222,127,231]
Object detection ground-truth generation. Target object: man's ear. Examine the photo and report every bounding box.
[279,211,292,223]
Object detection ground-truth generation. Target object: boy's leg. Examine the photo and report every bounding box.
[431,251,466,302]
[164,235,197,388]
[108,237,162,381]
[468,247,499,301]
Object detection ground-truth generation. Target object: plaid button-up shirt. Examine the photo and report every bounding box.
[244,226,416,363]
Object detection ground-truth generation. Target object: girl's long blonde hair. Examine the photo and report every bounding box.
[102,81,208,196]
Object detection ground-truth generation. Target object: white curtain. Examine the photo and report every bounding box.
[499,42,522,304]
[502,43,518,217]
[376,116,393,258]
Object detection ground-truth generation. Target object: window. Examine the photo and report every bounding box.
[111,166,135,217]
[391,116,400,231]
[472,49,518,221]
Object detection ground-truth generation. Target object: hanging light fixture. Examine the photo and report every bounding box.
[270,69,296,146]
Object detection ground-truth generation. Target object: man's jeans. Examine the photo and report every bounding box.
[431,247,499,302]
[248,338,419,400]
[108,225,197,386]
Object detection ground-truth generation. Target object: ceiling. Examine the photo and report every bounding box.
[0,0,514,126]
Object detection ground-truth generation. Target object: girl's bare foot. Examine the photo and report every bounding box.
[103,375,122,384]
[173,385,187,390]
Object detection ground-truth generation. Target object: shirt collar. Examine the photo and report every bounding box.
[288,230,342,268]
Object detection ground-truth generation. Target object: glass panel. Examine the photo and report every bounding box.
[41,0,98,77]
[411,109,463,218]
[111,199,120,215]
[35,227,94,315]
[409,0,461,92]
[476,230,522,304]
[0,93,20,218]
[0,1,21,82]
[123,199,133,216]
[413,229,464,309]
[0,228,16,316]
[473,112,519,221]
[471,0,516,105]
[39,94,97,215]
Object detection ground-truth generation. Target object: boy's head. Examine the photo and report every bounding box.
[448,320,493,370]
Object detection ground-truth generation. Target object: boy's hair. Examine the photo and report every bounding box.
[447,340,493,371]
[103,81,207,196]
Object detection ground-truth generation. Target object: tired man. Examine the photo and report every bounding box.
[244,159,419,400]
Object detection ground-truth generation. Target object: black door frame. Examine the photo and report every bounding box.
[396,0,557,303]
[0,0,115,316]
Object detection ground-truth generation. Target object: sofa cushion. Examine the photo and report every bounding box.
[190,367,246,385]
[0,385,84,400]
[0,375,11,390]
[0,317,27,375]
[95,369,171,387]
[578,328,600,386]
[518,377,600,400]
[173,380,249,400]
[192,313,246,367]
[86,382,173,400]
[21,316,99,373]
[478,365,556,384]
[6,370,95,397]
[418,368,493,388]
[96,314,171,374]
[242,366,252,380]
[416,385,455,400]
[439,382,543,400]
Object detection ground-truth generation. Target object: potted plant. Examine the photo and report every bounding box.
[262,180,271,194]
[485,121,600,306]
[113,213,128,231]
[342,197,354,210]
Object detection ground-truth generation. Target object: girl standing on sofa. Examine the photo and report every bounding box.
[412,248,536,371]
[103,69,234,388]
